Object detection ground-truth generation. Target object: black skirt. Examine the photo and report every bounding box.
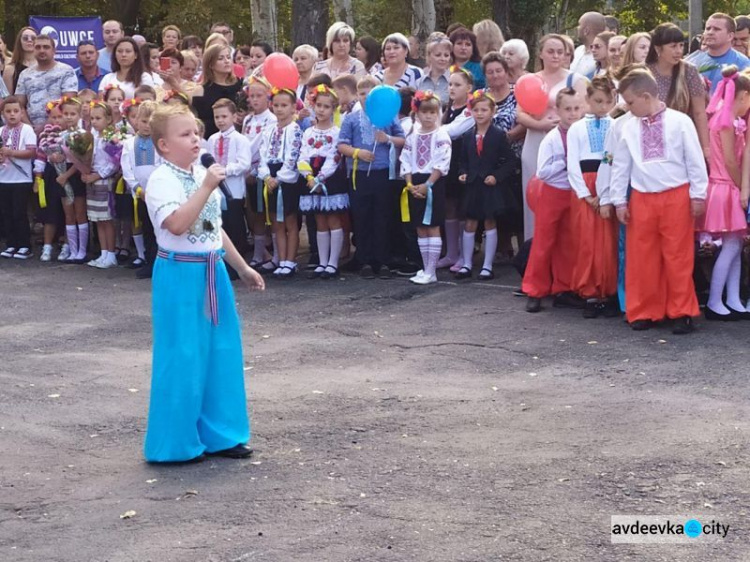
[405,173,446,228]
[247,176,264,213]
[66,163,86,198]
[299,157,349,214]
[461,176,511,221]
[114,190,133,221]
[37,163,64,226]
[263,161,301,219]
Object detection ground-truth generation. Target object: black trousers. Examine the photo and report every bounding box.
[349,170,390,268]
[139,202,157,264]
[0,182,31,249]
[222,198,248,278]
[388,179,421,266]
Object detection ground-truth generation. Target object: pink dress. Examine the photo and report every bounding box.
[697,119,748,233]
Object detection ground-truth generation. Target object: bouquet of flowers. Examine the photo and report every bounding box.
[38,124,73,202]
[62,129,94,175]
[101,122,129,165]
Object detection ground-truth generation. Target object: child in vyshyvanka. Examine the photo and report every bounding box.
[143,104,264,464]
[610,68,708,334]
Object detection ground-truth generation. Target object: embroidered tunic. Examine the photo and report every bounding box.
[257,121,303,185]
[121,135,162,194]
[146,161,223,252]
[242,109,277,176]
[207,128,252,199]
[0,124,37,183]
[609,106,708,207]
[399,128,452,177]
[298,126,341,180]
[566,114,612,199]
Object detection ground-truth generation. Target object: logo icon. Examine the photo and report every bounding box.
[684,519,702,538]
[40,25,59,44]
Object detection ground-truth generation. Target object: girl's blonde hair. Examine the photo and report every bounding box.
[137,100,158,121]
[472,19,505,55]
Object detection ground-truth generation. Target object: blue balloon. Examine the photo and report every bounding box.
[365,85,401,129]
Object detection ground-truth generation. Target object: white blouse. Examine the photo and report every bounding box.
[399,128,452,177]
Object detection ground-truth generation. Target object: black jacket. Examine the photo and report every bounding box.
[458,124,518,185]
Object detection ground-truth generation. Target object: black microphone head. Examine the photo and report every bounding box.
[200,153,216,168]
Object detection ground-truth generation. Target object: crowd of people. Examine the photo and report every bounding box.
[0,12,749,334]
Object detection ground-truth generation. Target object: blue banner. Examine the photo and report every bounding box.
[29,16,103,69]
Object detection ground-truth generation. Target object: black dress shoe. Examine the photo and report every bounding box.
[208,444,254,459]
[727,306,750,320]
[704,307,739,321]
[582,301,600,319]
[553,292,585,309]
[454,267,472,280]
[526,297,542,313]
[136,264,153,279]
[360,264,375,279]
[630,319,653,331]
[672,316,694,335]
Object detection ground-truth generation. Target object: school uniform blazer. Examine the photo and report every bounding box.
[458,124,518,185]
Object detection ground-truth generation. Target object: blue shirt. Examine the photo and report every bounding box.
[686,48,750,94]
[76,66,105,92]
[338,109,405,172]
[463,61,486,90]
[98,47,113,74]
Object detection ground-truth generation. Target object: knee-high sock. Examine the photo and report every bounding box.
[425,236,441,276]
[722,234,745,311]
[66,225,79,258]
[462,231,475,270]
[444,219,460,262]
[457,221,466,266]
[252,234,266,263]
[133,234,146,260]
[417,238,429,272]
[708,234,742,314]
[76,222,89,260]
[316,230,331,268]
[329,228,344,269]
[483,228,498,271]
[271,233,279,264]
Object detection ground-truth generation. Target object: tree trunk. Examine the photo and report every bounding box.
[492,0,511,39]
[332,0,354,27]
[434,0,454,33]
[292,0,328,50]
[412,0,436,43]
[251,0,278,50]
[119,0,142,30]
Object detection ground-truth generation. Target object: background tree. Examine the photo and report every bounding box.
[292,0,328,48]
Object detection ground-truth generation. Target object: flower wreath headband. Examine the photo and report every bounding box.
[468,89,496,109]
[270,86,297,101]
[449,64,473,79]
[411,90,440,113]
[163,90,189,104]
[90,100,109,111]
[310,84,338,104]
[121,98,142,114]
[244,75,271,92]
[45,99,63,114]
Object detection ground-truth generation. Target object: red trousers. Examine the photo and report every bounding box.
[625,185,699,322]
[522,182,575,298]
[570,172,618,299]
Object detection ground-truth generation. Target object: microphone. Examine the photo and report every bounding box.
[200,153,232,201]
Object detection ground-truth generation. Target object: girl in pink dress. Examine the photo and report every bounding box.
[698,66,750,320]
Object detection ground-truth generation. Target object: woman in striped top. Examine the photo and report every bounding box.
[374,33,423,89]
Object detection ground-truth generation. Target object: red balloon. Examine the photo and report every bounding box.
[515,74,549,116]
[263,53,300,91]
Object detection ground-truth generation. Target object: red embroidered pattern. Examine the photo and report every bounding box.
[640,112,665,162]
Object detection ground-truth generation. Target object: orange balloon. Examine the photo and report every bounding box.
[515,74,549,116]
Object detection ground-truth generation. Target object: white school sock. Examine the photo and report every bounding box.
[271,233,279,264]
[727,249,746,312]
[482,228,498,271]
[457,221,466,267]
[133,234,146,260]
[253,234,266,263]
[444,219,460,262]
[426,236,442,277]
[101,249,109,261]
[77,222,89,259]
[462,231,475,270]
[316,230,331,268]
[66,225,79,257]
[417,238,429,273]
[328,229,344,269]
